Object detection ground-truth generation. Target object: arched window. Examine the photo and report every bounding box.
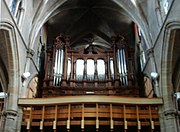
[159,0,169,19]
[161,0,169,14]
[76,59,84,81]
[11,0,17,15]
[13,0,24,25]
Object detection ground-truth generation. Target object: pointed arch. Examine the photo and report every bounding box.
[160,21,180,132]
[0,21,20,112]
[161,21,180,97]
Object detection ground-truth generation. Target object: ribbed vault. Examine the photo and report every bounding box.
[30,0,150,49]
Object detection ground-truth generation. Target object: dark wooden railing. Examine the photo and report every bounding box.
[19,96,162,132]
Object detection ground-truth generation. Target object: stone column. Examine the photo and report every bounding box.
[3,110,18,132]
[4,84,19,131]
[159,83,179,132]
[16,107,23,132]
[4,48,34,131]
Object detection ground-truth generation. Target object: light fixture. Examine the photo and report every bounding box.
[22,72,31,79]
[86,91,95,94]
[0,92,7,98]
[150,72,160,97]
[174,92,180,99]
[150,72,159,80]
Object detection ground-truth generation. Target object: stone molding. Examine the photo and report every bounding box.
[164,109,177,119]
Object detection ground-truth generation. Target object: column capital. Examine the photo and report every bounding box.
[164,109,177,119]
[4,109,18,117]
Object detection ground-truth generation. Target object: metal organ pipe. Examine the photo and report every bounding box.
[110,58,114,80]
[59,49,64,82]
[117,49,122,83]
[57,49,61,85]
[122,49,128,85]
[120,49,125,85]
[53,49,64,86]
[67,58,71,80]
[53,49,59,86]
[117,49,128,86]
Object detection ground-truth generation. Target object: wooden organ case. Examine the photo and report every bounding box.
[42,34,139,97]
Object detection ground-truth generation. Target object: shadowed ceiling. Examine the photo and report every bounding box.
[47,0,135,49]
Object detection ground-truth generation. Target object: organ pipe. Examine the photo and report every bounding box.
[87,59,95,81]
[67,58,71,80]
[53,49,59,85]
[110,58,114,80]
[76,59,84,80]
[97,59,105,80]
[53,49,64,86]
[117,49,128,86]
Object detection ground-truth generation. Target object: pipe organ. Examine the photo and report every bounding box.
[42,34,138,97]
[21,34,161,131]
[116,37,128,86]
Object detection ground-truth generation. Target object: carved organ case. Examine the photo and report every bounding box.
[42,34,139,97]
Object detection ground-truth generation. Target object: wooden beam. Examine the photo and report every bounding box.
[19,96,163,106]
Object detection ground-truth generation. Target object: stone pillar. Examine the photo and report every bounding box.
[4,110,18,132]
[160,84,179,132]
[3,85,19,131]
[16,107,23,132]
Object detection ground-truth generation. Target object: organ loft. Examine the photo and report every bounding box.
[1,0,180,132]
[20,32,161,132]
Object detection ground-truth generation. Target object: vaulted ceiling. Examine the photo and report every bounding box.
[46,0,135,48]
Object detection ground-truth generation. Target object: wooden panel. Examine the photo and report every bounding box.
[19,96,163,106]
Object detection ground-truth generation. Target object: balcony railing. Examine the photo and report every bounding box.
[19,96,163,132]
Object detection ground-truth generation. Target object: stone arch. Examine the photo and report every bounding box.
[29,0,151,51]
[160,21,180,132]
[0,21,20,111]
[0,21,20,131]
[161,21,180,99]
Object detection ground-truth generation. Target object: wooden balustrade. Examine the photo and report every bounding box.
[19,96,162,131]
